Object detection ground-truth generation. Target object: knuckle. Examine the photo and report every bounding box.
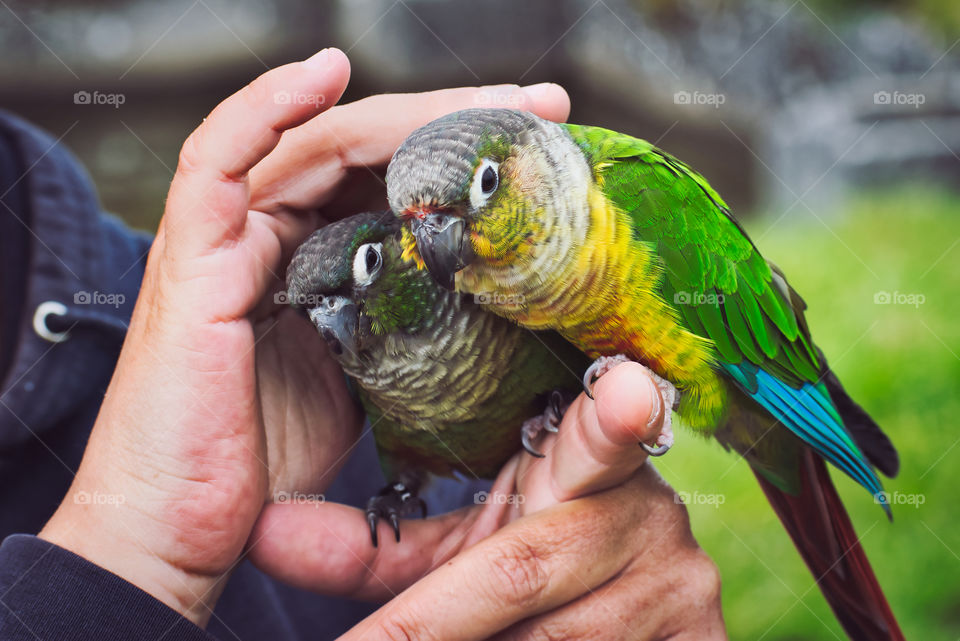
[376,609,434,641]
[666,490,691,522]
[240,74,272,110]
[177,125,205,175]
[633,466,690,524]
[378,622,415,641]
[683,549,722,604]
[525,621,575,641]
[651,486,695,534]
[525,618,614,641]
[487,535,550,610]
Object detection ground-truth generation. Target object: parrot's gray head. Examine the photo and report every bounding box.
[386,108,557,289]
[285,212,401,357]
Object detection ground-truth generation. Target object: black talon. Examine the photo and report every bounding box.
[544,390,563,433]
[367,510,380,548]
[389,512,401,542]
[521,389,573,457]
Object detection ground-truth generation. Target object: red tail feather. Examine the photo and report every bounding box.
[755,449,904,641]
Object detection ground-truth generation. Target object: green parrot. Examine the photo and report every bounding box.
[385,109,903,641]
[285,211,588,546]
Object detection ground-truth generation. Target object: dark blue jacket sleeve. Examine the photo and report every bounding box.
[0,535,214,640]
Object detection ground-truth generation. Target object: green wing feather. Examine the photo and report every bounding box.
[561,124,891,503]
[562,123,819,386]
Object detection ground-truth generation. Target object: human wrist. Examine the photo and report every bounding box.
[39,477,228,628]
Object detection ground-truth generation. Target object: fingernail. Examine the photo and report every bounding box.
[646,376,663,429]
[522,82,553,99]
[303,48,333,69]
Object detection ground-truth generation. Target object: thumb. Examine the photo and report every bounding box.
[532,362,666,505]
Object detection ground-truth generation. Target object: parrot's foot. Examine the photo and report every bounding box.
[582,354,633,400]
[582,354,678,457]
[641,370,678,456]
[520,390,568,458]
[365,482,427,548]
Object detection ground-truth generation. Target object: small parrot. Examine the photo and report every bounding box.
[285,211,588,546]
[385,109,904,641]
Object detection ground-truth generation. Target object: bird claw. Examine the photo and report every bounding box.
[520,390,570,458]
[389,512,400,543]
[367,510,379,548]
[640,419,674,456]
[582,354,632,399]
[640,427,674,456]
[544,390,563,433]
[522,424,546,458]
[365,482,427,548]
[583,354,679,457]
[641,442,671,456]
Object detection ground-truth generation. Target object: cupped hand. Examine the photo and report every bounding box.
[38,48,571,628]
[249,363,727,640]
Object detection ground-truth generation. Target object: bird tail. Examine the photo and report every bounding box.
[754,448,904,641]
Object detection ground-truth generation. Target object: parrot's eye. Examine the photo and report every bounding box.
[353,242,383,287]
[470,158,500,209]
[481,165,497,193]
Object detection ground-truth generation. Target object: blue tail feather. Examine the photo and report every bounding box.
[723,362,889,516]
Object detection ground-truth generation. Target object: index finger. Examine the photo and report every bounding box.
[165,48,351,254]
[327,82,571,168]
[248,82,570,215]
[336,486,638,641]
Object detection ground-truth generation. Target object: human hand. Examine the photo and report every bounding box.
[250,363,727,640]
[251,80,571,494]
[38,48,571,628]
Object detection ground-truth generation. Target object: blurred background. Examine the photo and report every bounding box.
[2,0,958,638]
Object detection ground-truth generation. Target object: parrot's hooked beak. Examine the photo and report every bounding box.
[409,213,473,290]
[308,295,359,356]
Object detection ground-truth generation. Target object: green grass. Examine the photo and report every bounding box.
[657,185,960,640]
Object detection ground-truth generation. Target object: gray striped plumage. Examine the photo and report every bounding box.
[286,213,587,480]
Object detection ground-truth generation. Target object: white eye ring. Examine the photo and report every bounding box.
[469,158,500,210]
[353,242,383,287]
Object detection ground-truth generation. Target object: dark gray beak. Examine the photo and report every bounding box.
[307,295,359,356]
[409,213,473,290]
